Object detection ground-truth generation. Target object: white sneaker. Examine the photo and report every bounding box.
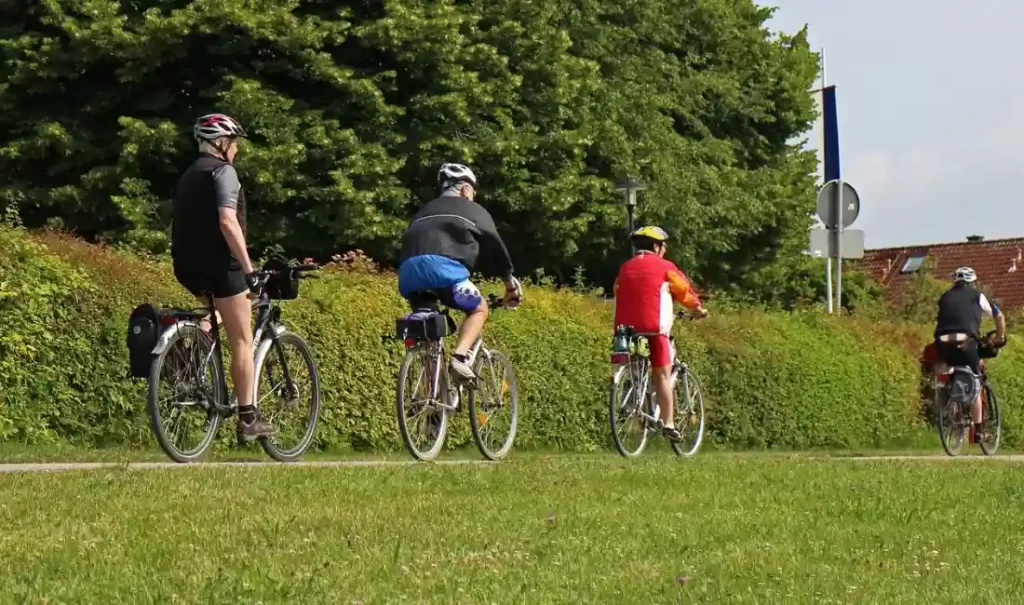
[449,356,476,382]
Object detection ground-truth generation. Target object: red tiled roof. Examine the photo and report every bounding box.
[857,237,1024,309]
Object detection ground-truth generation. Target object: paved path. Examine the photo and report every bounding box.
[3,454,1024,474]
[832,454,1024,462]
[0,459,489,474]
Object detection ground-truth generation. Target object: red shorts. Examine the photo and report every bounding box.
[648,335,675,368]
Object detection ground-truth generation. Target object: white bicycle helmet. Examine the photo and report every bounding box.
[437,163,478,189]
[194,113,248,142]
[954,266,977,283]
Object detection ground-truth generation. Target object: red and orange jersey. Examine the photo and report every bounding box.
[613,252,701,335]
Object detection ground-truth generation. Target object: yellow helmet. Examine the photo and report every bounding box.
[631,226,669,242]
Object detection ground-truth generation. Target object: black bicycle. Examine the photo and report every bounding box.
[936,331,1004,457]
[390,293,519,461]
[146,261,322,463]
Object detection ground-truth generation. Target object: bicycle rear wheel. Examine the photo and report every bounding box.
[396,343,450,461]
[671,364,705,457]
[980,383,1001,456]
[937,385,966,457]
[468,349,518,460]
[147,324,223,463]
[609,361,651,457]
[255,331,322,462]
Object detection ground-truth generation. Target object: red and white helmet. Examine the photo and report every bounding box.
[194,113,248,142]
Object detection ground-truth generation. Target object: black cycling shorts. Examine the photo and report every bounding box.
[173,263,248,300]
[935,338,981,375]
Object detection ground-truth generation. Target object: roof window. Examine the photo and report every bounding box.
[901,255,927,274]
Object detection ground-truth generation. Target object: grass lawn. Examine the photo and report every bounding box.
[2,454,1023,604]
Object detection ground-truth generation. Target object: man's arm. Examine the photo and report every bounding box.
[980,294,1006,340]
[470,205,515,281]
[666,268,703,312]
[213,165,254,275]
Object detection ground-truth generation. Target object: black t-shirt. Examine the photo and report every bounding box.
[171,154,246,272]
[935,284,986,338]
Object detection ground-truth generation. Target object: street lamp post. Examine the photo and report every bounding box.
[615,178,646,255]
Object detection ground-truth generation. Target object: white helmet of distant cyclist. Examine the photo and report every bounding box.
[954,266,977,283]
[437,163,478,189]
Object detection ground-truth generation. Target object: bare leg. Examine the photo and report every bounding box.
[453,299,488,357]
[652,366,674,428]
[214,293,254,408]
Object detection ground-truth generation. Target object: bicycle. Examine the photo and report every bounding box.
[390,293,519,461]
[936,331,1004,457]
[146,260,322,463]
[609,311,706,458]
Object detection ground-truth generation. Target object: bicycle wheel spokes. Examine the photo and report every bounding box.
[147,326,222,463]
[671,367,705,457]
[609,363,650,457]
[396,345,448,461]
[256,332,321,462]
[938,393,965,457]
[469,350,518,460]
[980,384,1001,456]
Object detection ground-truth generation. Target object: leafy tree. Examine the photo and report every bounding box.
[0,0,821,302]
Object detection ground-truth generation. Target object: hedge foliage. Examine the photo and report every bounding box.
[2,224,1018,452]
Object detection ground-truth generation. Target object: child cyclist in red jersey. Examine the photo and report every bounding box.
[613,226,708,441]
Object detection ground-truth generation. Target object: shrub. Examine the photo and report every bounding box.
[7,226,1017,452]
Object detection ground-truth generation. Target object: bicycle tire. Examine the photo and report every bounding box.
[147,324,223,463]
[671,365,706,457]
[980,383,1001,456]
[256,331,322,462]
[396,343,449,461]
[609,362,651,458]
[937,384,965,457]
[468,349,519,460]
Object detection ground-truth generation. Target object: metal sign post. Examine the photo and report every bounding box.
[813,179,862,313]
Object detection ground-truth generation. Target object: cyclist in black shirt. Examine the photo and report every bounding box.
[170,113,274,441]
[934,266,1006,441]
[397,163,522,381]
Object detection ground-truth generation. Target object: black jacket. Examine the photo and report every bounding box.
[399,195,514,277]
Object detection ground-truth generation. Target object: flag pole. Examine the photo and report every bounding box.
[821,46,834,314]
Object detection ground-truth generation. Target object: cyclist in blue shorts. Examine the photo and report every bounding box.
[397,163,522,381]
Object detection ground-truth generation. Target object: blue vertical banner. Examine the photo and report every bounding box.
[821,85,840,182]
[811,84,841,183]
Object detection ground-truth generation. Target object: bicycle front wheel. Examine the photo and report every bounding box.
[396,343,450,461]
[469,349,519,460]
[671,365,706,457]
[255,331,322,462]
[609,362,650,458]
[147,324,223,463]
[980,383,1001,456]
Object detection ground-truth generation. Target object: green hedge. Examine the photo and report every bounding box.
[1,224,1015,451]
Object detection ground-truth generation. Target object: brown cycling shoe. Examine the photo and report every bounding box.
[237,418,277,443]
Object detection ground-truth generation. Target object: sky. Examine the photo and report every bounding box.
[765,0,1024,249]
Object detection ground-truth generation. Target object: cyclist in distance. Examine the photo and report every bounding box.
[934,266,1007,442]
[170,113,275,441]
[613,226,708,442]
[397,163,522,381]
